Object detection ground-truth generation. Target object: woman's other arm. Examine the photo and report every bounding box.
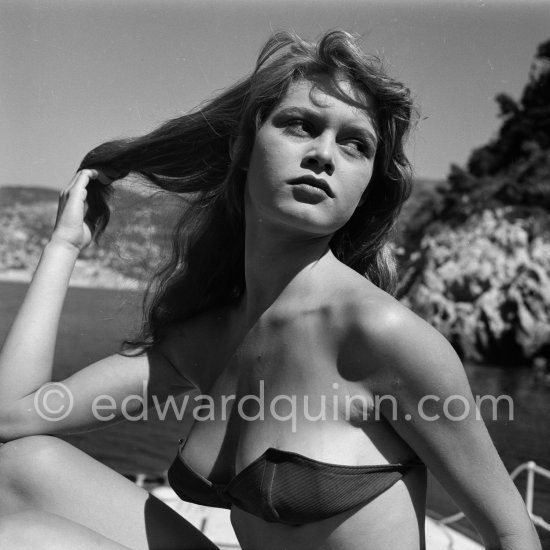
[348,298,541,550]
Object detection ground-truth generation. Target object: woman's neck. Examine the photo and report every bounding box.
[242,214,335,323]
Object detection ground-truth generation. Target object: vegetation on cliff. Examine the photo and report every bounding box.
[399,39,550,366]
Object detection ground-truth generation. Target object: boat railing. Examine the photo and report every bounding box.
[437,461,550,532]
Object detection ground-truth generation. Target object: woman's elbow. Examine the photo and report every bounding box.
[0,407,44,444]
[481,517,541,550]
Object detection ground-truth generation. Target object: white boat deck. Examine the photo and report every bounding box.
[146,459,550,549]
[151,485,483,550]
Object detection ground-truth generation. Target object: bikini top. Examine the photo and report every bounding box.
[167,437,424,526]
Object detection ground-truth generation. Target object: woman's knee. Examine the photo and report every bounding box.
[0,435,68,473]
[0,436,72,501]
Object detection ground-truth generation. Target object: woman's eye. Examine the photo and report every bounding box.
[283,119,312,136]
[342,139,374,158]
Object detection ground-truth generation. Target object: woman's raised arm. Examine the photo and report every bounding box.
[0,171,195,441]
[0,170,100,403]
[349,297,541,550]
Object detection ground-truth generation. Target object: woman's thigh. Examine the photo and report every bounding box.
[0,436,219,550]
[0,510,133,550]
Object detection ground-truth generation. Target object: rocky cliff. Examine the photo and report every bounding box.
[398,39,550,366]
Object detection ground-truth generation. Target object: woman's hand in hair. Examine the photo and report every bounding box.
[50,169,109,252]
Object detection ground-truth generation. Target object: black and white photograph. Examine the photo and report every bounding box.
[0,1,549,548]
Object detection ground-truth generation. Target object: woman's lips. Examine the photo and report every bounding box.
[288,176,335,198]
[289,181,332,204]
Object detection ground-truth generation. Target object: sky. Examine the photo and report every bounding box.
[1,0,549,189]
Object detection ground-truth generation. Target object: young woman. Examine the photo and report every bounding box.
[0,30,540,550]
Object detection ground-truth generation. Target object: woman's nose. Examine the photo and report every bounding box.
[302,135,335,176]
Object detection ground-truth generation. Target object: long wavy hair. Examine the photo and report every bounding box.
[79,29,415,350]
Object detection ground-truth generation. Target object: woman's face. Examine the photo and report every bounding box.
[244,76,377,238]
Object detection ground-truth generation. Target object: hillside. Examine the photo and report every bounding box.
[0,181,185,289]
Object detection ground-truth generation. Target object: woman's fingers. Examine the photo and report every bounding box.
[52,170,104,250]
[92,165,126,185]
[58,169,97,201]
[57,171,92,216]
[96,171,115,186]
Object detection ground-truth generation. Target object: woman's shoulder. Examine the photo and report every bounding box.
[328,267,408,334]
[334,276,462,383]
